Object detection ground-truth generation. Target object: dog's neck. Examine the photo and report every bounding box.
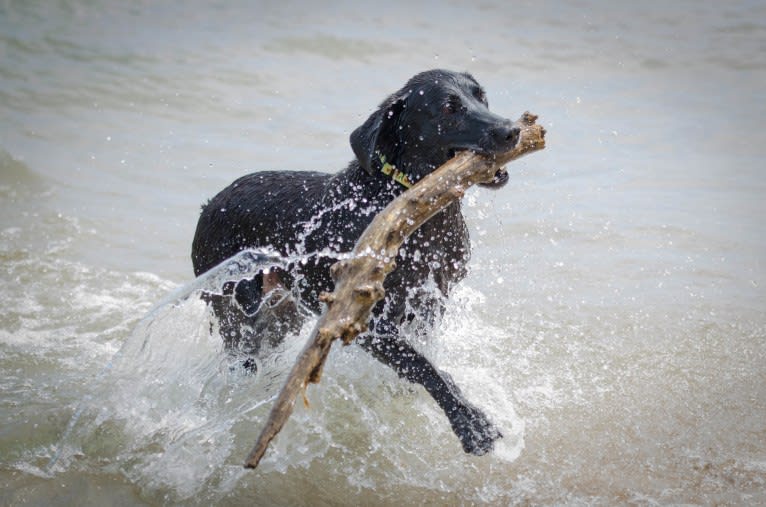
[328,160,408,205]
[387,147,452,188]
[333,150,457,212]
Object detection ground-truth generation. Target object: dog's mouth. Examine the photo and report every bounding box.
[448,148,510,189]
[478,167,509,188]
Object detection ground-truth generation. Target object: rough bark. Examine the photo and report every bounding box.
[244,112,546,469]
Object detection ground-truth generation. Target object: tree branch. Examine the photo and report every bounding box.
[244,112,546,469]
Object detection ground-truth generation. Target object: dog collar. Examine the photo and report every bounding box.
[378,153,413,189]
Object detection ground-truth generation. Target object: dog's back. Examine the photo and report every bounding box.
[192,170,330,277]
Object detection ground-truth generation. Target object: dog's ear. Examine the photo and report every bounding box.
[350,92,409,175]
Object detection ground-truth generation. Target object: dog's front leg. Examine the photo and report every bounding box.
[358,322,502,455]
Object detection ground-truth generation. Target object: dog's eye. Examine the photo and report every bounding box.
[474,89,487,105]
[442,95,462,114]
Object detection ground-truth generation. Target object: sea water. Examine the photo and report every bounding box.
[1,1,765,505]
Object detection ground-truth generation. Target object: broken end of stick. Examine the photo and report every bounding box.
[514,112,546,154]
[526,112,546,138]
[521,111,538,125]
[525,130,546,150]
[244,442,266,469]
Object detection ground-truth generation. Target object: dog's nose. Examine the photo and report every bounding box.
[491,122,520,148]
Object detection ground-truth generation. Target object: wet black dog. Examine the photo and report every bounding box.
[192,69,519,455]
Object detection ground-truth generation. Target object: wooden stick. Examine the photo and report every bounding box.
[244,112,546,469]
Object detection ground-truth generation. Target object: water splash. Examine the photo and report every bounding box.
[33,248,524,503]
[44,249,315,482]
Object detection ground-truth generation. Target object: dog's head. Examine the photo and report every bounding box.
[350,69,518,189]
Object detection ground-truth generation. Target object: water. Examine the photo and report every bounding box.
[1,0,765,505]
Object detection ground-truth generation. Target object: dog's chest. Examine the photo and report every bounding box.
[395,201,470,292]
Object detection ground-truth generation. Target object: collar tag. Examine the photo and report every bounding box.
[378,154,413,189]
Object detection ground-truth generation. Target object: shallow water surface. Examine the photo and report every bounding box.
[1,1,765,505]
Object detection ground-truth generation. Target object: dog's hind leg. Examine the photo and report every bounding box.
[358,320,502,455]
[204,268,306,373]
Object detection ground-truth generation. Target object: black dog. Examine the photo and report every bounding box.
[192,69,519,455]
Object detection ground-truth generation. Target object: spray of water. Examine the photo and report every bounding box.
[37,247,522,503]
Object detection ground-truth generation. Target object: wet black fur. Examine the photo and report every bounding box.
[191,69,519,455]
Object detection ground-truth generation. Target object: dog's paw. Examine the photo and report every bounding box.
[450,404,503,456]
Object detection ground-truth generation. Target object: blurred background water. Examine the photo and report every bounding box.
[1,0,765,505]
